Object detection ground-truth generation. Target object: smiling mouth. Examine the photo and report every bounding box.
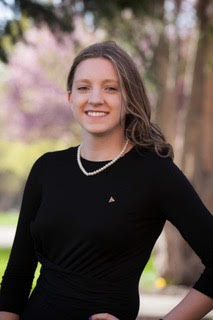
[85,111,109,117]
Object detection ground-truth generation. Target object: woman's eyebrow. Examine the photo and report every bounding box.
[103,79,118,83]
[75,79,90,83]
[75,79,118,83]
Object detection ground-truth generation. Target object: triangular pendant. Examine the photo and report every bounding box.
[108,196,115,203]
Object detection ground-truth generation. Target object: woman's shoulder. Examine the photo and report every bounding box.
[137,147,188,188]
[32,145,79,169]
[39,145,78,160]
[133,145,184,184]
[135,145,174,165]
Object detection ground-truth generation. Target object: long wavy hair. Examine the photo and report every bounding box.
[67,41,174,159]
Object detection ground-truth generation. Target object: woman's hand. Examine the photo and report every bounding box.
[0,312,20,320]
[89,313,119,320]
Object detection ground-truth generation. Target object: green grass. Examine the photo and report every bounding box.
[139,256,158,291]
[0,212,19,226]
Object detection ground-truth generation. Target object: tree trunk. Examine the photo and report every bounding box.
[154,0,213,286]
[165,0,213,286]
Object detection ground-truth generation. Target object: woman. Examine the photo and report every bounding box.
[0,41,212,320]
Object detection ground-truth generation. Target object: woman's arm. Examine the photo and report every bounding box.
[0,154,47,314]
[163,288,213,320]
[0,311,20,320]
[152,155,213,318]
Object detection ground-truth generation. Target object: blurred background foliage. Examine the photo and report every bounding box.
[0,0,213,291]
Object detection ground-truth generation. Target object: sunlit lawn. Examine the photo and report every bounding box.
[0,212,19,226]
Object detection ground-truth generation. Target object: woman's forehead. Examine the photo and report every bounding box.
[73,57,118,81]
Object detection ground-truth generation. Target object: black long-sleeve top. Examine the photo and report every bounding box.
[0,145,212,319]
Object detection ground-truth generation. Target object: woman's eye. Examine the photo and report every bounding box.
[77,87,89,90]
[105,87,117,92]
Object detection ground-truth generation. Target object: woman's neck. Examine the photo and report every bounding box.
[80,134,133,161]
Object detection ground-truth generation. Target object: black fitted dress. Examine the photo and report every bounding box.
[0,145,212,320]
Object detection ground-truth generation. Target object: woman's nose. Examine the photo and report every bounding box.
[88,88,104,105]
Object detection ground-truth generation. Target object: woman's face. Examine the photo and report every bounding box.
[67,57,126,138]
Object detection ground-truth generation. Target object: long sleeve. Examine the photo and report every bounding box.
[153,155,213,298]
[0,154,46,314]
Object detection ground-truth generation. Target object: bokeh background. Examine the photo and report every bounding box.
[0,0,213,319]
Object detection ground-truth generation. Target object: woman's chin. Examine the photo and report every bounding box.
[82,125,112,136]
[84,130,111,137]
[81,123,124,137]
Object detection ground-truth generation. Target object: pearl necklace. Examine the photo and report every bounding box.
[77,139,129,176]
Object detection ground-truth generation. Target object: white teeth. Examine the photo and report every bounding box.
[87,112,108,117]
